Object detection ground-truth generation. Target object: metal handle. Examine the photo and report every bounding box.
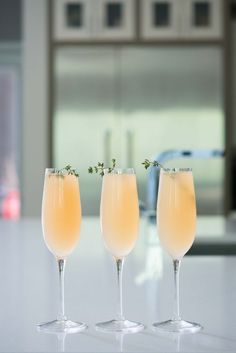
[104,129,112,166]
[126,130,134,167]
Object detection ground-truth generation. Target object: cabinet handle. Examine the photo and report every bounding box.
[126,130,134,167]
[104,129,112,166]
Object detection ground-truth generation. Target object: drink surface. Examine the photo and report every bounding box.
[42,173,81,258]
[100,173,139,258]
[157,170,196,259]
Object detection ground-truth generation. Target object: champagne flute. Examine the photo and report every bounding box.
[153,168,202,333]
[96,168,144,333]
[38,168,87,333]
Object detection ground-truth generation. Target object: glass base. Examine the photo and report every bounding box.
[37,319,87,334]
[153,319,202,334]
[95,319,144,333]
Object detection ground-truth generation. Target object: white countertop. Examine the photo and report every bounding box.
[0,216,236,352]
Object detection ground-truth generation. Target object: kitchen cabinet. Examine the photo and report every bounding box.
[53,0,93,40]
[140,0,223,40]
[53,0,223,42]
[140,0,180,40]
[53,0,136,41]
[182,0,223,39]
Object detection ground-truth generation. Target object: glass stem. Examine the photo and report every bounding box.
[115,258,125,321]
[173,259,181,321]
[57,258,66,321]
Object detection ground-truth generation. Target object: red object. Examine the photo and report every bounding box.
[2,190,20,220]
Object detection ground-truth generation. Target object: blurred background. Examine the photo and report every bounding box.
[0,0,235,219]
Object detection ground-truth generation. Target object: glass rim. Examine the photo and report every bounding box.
[103,168,135,174]
[45,168,57,173]
[45,168,79,175]
[162,167,192,172]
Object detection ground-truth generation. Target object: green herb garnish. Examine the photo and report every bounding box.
[88,158,116,177]
[142,159,164,170]
[53,165,79,178]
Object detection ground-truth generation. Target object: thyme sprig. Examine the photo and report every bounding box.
[88,158,116,177]
[142,159,164,170]
[53,165,79,177]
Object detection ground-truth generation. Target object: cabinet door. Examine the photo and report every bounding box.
[53,0,94,40]
[53,47,118,215]
[140,0,181,39]
[181,0,223,39]
[95,0,136,40]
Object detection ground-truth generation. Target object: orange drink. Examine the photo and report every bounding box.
[42,171,81,259]
[100,173,139,258]
[157,169,196,259]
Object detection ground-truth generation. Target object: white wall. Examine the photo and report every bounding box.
[22,0,49,216]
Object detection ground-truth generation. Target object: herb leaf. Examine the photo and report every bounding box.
[88,159,116,177]
[142,159,164,170]
[54,165,79,177]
